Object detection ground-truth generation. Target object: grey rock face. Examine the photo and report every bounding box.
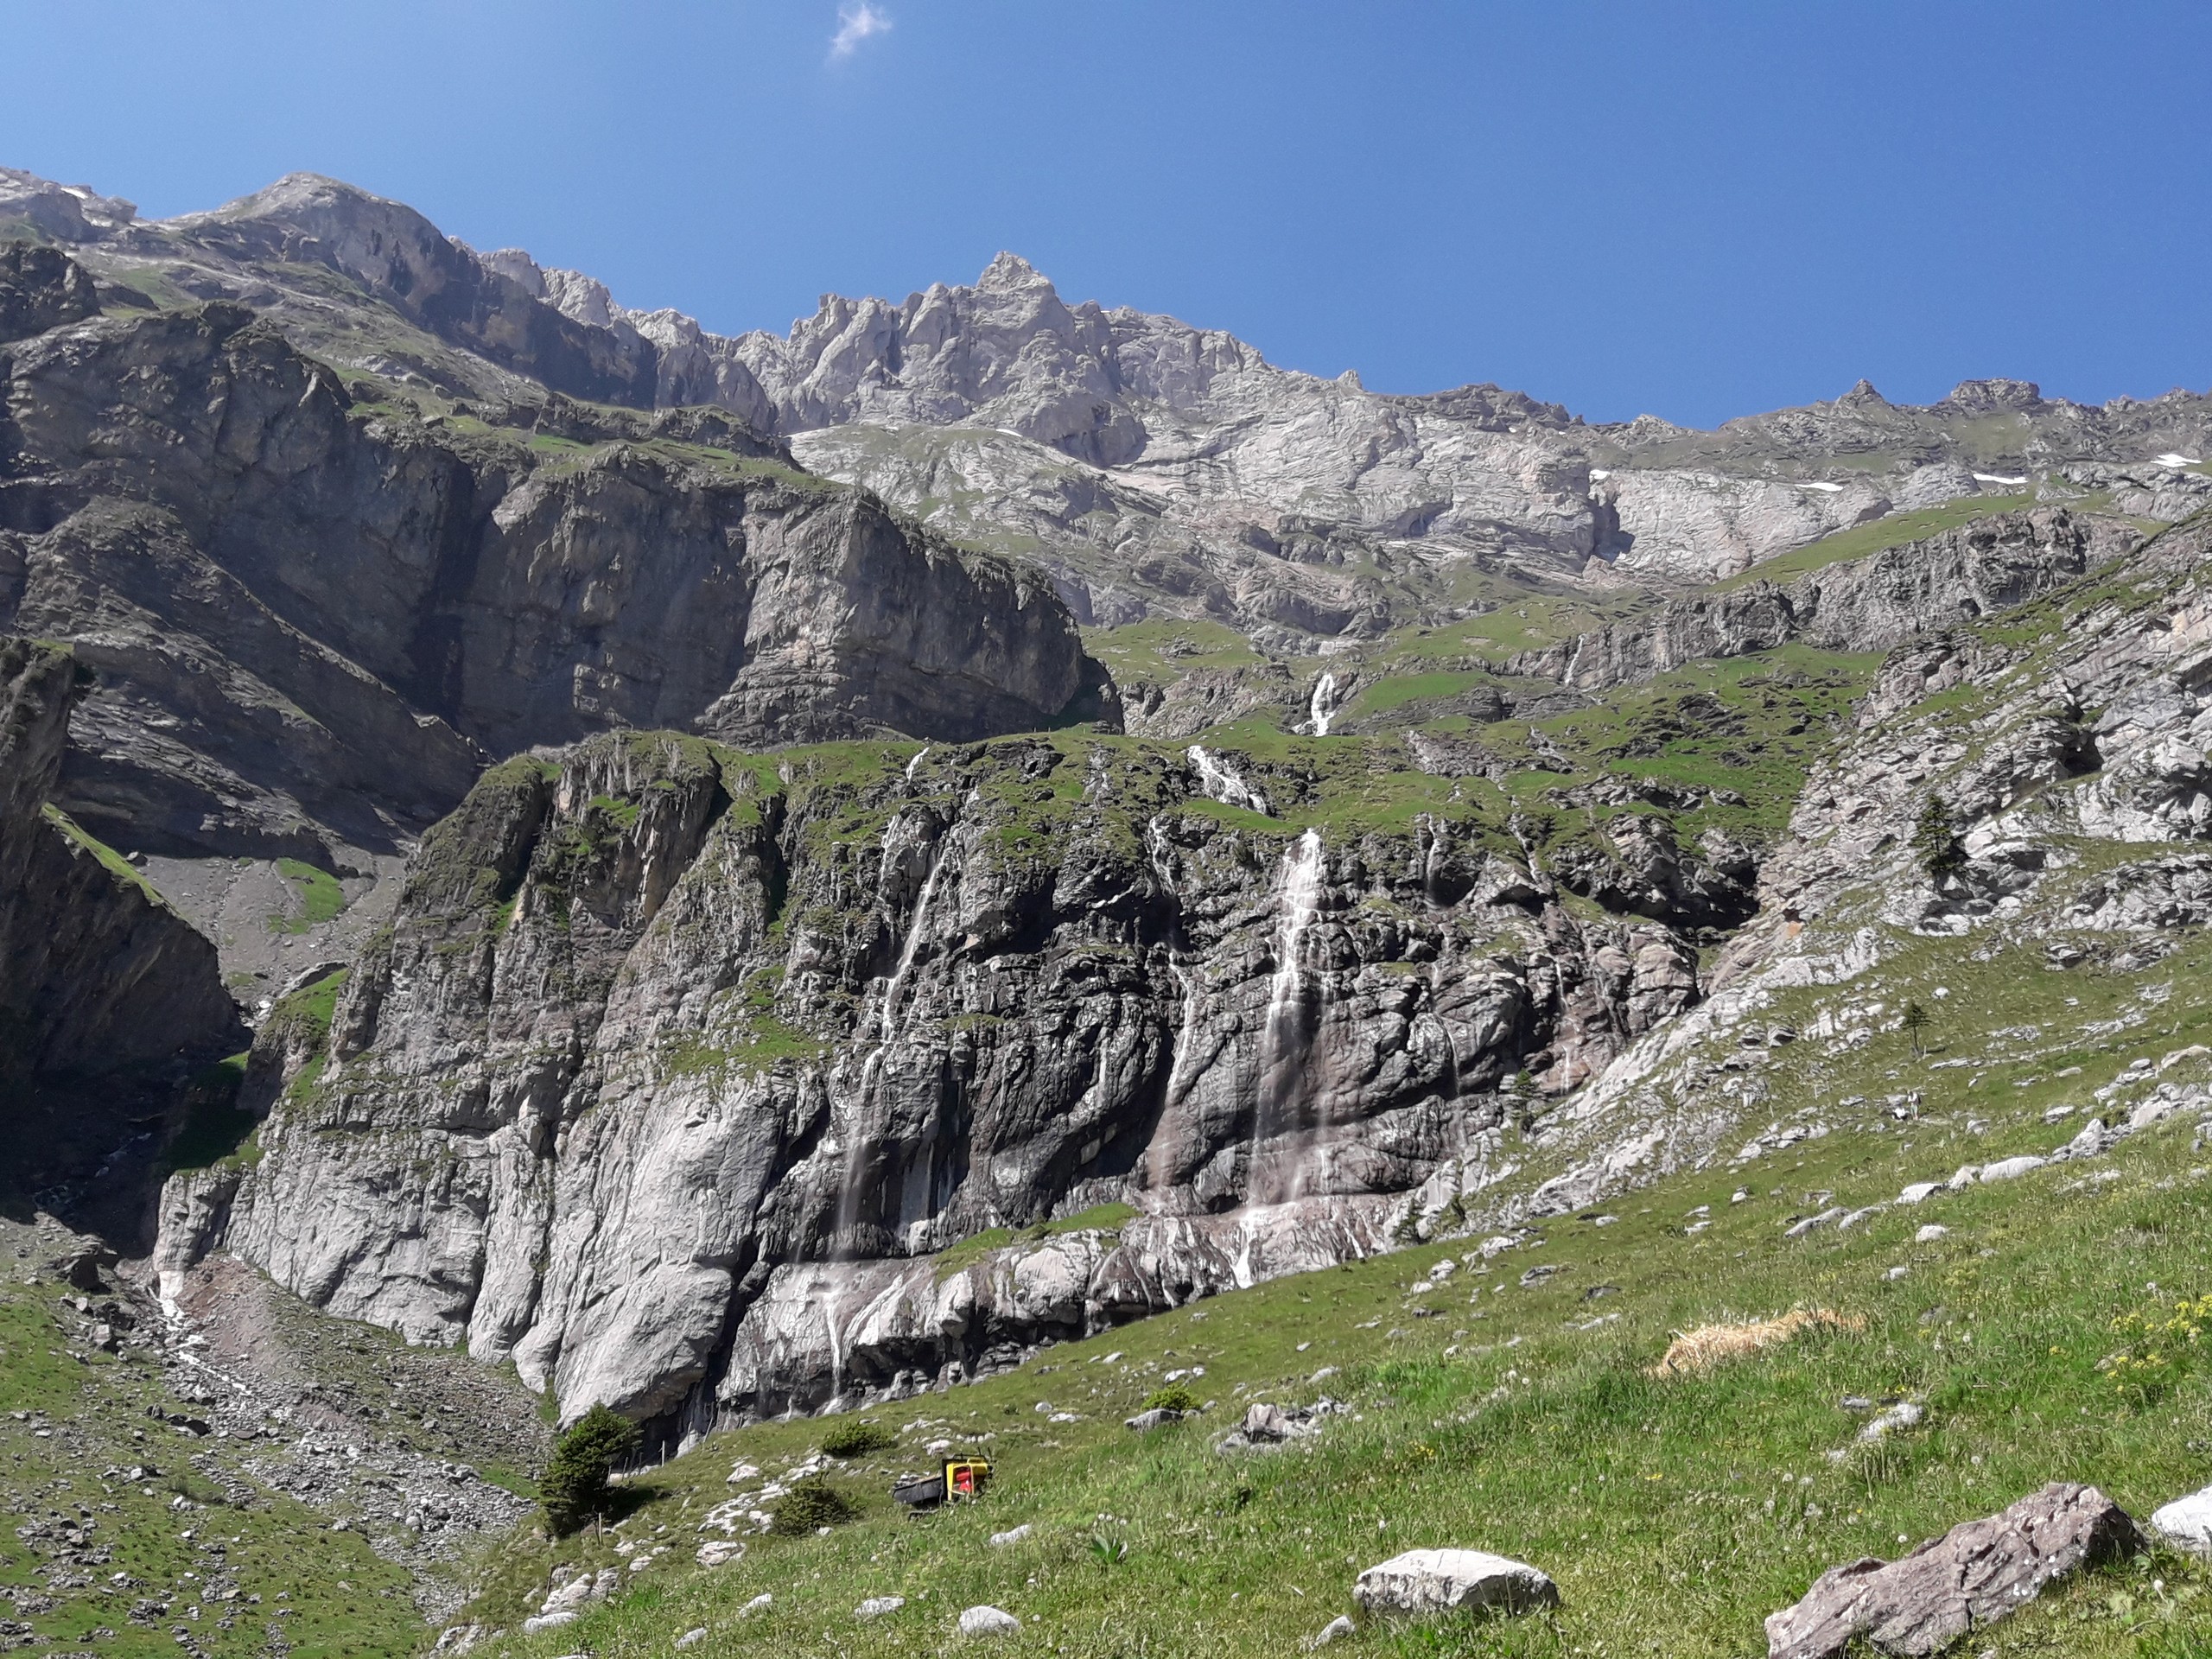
[1513,508,2133,692]
[0,243,99,343]
[0,279,1109,863]
[159,730,1697,1429]
[0,638,241,1229]
[1764,1483,2140,1658]
[1353,1548,1560,1616]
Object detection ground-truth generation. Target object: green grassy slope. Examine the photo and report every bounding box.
[0,1282,424,1659]
[453,886,2212,1657]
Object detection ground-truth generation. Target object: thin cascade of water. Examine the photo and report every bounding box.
[1307,671,1340,736]
[1251,829,1325,1203]
[876,838,951,1045]
[1185,744,1271,816]
[835,830,956,1256]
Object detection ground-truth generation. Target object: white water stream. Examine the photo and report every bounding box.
[1185,745,1270,816]
[1251,830,1325,1202]
[834,830,955,1255]
[1306,672,1341,736]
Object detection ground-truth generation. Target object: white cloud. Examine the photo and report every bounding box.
[830,3,892,60]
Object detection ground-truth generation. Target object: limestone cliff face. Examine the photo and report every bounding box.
[158,730,1695,1435]
[1509,508,2139,692]
[0,639,241,1227]
[0,288,1109,866]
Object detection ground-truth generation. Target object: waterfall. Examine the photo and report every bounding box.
[904,746,930,782]
[875,838,951,1045]
[835,830,955,1255]
[1186,744,1271,816]
[1307,671,1341,736]
[1251,829,1325,1203]
[1268,829,1324,1012]
[1140,816,1198,1198]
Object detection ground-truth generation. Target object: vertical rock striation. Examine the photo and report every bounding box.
[159,733,1697,1435]
[0,638,242,1230]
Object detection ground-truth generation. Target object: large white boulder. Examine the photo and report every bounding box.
[959,1605,1021,1636]
[2152,1483,2212,1554]
[1352,1548,1560,1616]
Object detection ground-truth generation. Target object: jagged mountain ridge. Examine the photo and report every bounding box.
[10,163,2210,656]
[0,240,1110,874]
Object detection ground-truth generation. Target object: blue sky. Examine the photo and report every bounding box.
[3,2,2207,427]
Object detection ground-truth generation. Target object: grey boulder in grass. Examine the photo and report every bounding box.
[1764,1482,2141,1658]
[1352,1548,1560,1616]
[2151,1482,2212,1554]
[958,1605,1020,1636]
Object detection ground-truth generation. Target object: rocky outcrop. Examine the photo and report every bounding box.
[1511,508,2137,690]
[158,729,1697,1434]
[0,638,241,1227]
[1544,813,1758,934]
[1764,1484,2140,1658]
[0,281,1109,864]
[0,243,99,343]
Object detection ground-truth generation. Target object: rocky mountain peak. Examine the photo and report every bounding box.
[0,166,137,240]
[977,250,1051,292]
[1941,376,2045,414]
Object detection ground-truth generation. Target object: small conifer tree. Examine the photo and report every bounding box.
[541,1403,640,1536]
[1900,998,1931,1058]
[1913,794,1966,877]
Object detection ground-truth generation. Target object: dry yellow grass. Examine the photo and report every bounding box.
[1649,1306,1864,1376]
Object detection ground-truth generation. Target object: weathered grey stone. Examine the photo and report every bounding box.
[0,296,1110,869]
[958,1605,1020,1636]
[855,1595,906,1620]
[1764,1483,2142,1658]
[0,243,99,343]
[0,639,242,1236]
[2150,1484,2212,1554]
[1353,1548,1560,1617]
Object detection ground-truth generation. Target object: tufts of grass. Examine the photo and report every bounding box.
[40,803,161,902]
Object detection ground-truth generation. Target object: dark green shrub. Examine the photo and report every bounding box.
[1140,1382,1199,1414]
[768,1479,861,1535]
[820,1417,897,1459]
[540,1403,640,1536]
[1913,794,1966,877]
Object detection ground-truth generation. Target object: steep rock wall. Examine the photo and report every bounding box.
[0,638,242,1227]
[158,731,1695,1434]
[0,290,1109,863]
